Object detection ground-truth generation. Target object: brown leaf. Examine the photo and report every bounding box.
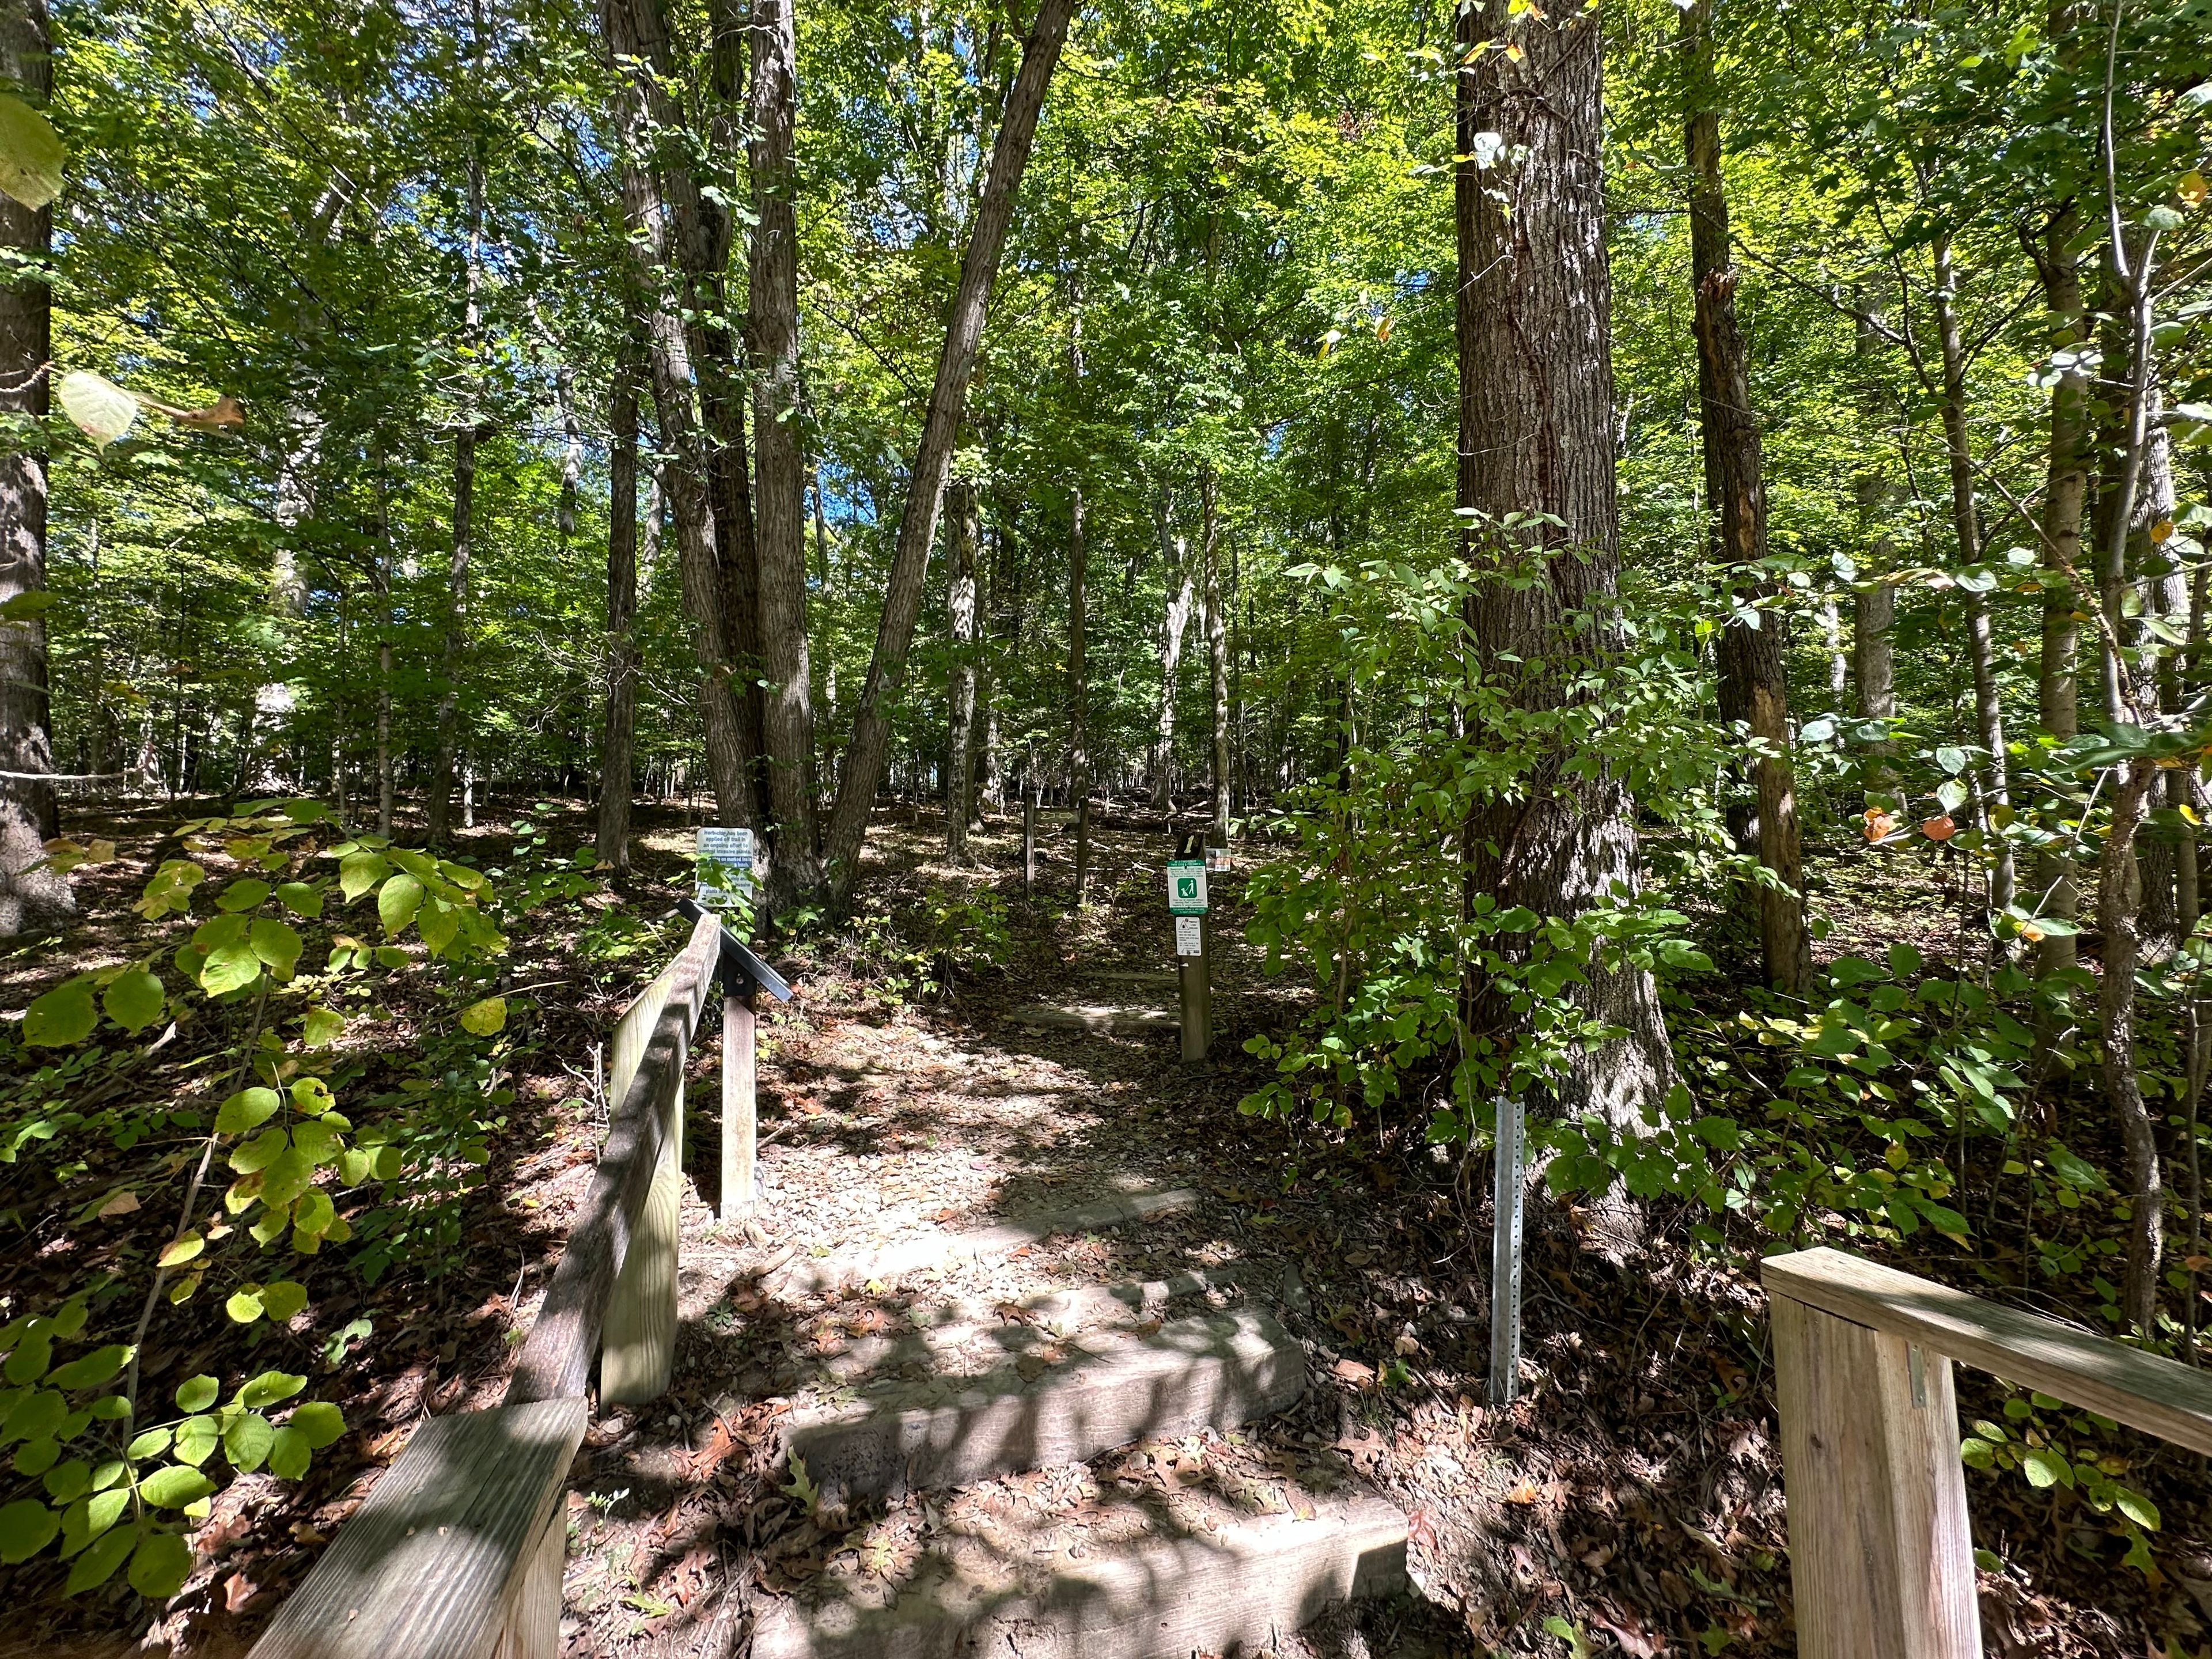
[170,393,244,431]
[98,1190,140,1217]
[222,1571,259,1612]
[1505,1480,1541,1505]
[1331,1357,1375,1387]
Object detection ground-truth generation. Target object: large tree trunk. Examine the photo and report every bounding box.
[945,479,980,866]
[748,0,820,905]
[1931,232,2013,914]
[823,0,1074,903]
[1851,307,1899,760]
[1069,481,1090,902]
[1149,486,1194,813]
[2028,206,2090,974]
[602,0,753,827]
[1203,468,1229,847]
[1458,0,1676,1124]
[1681,0,1808,995]
[597,365,641,875]
[0,0,64,936]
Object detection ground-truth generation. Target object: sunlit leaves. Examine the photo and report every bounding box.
[56,370,138,447]
[0,93,63,209]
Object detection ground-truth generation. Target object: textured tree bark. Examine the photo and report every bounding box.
[748,0,820,904]
[2028,207,2090,974]
[601,0,752,827]
[1681,0,1808,995]
[1457,1,1677,1126]
[2138,399,2182,942]
[1150,487,1194,813]
[2099,757,2165,1333]
[945,480,979,866]
[823,0,1074,903]
[1931,233,2013,915]
[1069,482,1091,902]
[1850,308,1898,768]
[0,0,64,937]
[597,366,641,876]
[1203,469,1229,848]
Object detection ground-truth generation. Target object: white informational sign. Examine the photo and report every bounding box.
[1167,861,1209,915]
[696,826,756,911]
[1205,844,1232,874]
[1175,914,1204,957]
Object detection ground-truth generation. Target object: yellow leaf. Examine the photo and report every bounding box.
[2183,170,2209,207]
[1505,41,1525,62]
[0,93,64,210]
[2150,518,2174,544]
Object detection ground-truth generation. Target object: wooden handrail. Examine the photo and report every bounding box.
[509,910,721,1406]
[1764,1246,2212,1455]
[1762,1246,2212,1659]
[247,910,730,1658]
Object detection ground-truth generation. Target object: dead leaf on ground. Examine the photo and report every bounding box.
[1331,1357,1375,1387]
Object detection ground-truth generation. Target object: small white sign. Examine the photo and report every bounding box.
[696,826,756,910]
[1205,845,1232,874]
[1175,915,1204,957]
[1167,861,1209,915]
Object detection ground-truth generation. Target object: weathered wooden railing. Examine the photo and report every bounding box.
[1764,1247,2212,1657]
[248,909,789,1659]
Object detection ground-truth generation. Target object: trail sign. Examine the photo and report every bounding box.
[1175,915,1203,957]
[696,827,756,911]
[1167,861,1208,915]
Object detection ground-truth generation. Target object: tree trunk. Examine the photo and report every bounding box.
[1150,486,1194,813]
[945,479,979,866]
[375,488,393,839]
[1069,480,1090,902]
[602,0,754,828]
[1681,0,1809,995]
[2138,392,2183,942]
[1203,468,1229,847]
[823,0,1074,903]
[0,0,63,936]
[1457,0,1676,1124]
[597,364,641,875]
[1851,307,1899,764]
[1931,232,2013,914]
[748,0,820,905]
[2028,205,2090,974]
[2100,757,2165,1333]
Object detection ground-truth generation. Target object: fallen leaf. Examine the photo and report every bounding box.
[222,1571,258,1612]
[1506,1480,1541,1505]
[98,1190,140,1217]
[1332,1357,1376,1387]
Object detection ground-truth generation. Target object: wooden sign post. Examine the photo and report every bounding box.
[1169,831,1210,1063]
[1489,1093,1525,1406]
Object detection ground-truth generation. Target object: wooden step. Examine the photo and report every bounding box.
[764,1186,1196,1300]
[1004,1002,1177,1036]
[812,1269,1247,1386]
[781,1309,1304,1502]
[748,1487,1409,1659]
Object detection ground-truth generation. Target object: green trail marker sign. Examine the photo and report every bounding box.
[1167,860,1208,915]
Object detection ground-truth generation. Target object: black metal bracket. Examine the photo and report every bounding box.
[676,897,794,1002]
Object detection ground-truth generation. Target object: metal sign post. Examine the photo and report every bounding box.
[1488,1093,1525,1407]
[1169,831,1211,1063]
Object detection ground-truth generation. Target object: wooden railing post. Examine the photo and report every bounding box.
[721,987,756,1222]
[603,1050,685,1403]
[1769,1292,1980,1659]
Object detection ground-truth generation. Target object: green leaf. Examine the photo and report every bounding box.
[292,1190,335,1238]
[249,918,302,976]
[0,1497,58,1564]
[2115,1487,2160,1531]
[257,1282,308,1324]
[338,850,389,901]
[0,588,52,620]
[3,1330,51,1385]
[137,1464,214,1509]
[266,1423,311,1480]
[228,1126,287,1174]
[3,1387,63,1442]
[287,1400,345,1450]
[14,1435,57,1475]
[0,94,63,210]
[172,1415,217,1467]
[236,1370,306,1410]
[1934,745,1968,776]
[43,1457,88,1502]
[224,1289,263,1324]
[127,1529,195,1599]
[377,873,423,936]
[223,1411,272,1472]
[301,1005,344,1048]
[199,940,263,995]
[22,980,97,1047]
[274,882,323,918]
[101,971,165,1034]
[174,1375,218,1414]
[214,1088,281,1134]
[216,878,271,912]
[460,996,506,1036]
[47,1345,128,1391]
[126,1426,172,1460]
[2019,1447,2071,1489]
[64,1518,138,1591]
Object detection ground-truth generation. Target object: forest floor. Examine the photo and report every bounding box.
[2,795,2207,1657]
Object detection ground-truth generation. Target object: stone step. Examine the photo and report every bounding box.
[780,1309,1305,1502]
[748,1487,1410,1659]
[811,1269,1246,1387]
[1004,1002,1177,1036]
[763,1186,1197,1300]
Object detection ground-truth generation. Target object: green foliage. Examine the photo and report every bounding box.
[1962,1391,2162,1574]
